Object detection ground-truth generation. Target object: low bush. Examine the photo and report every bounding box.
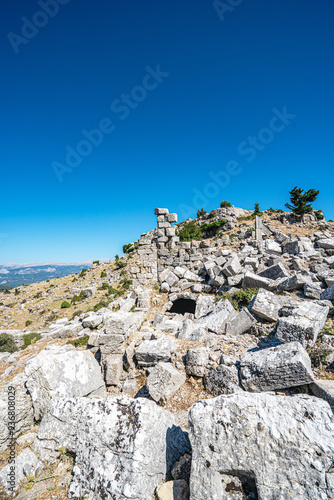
[71,291,86,304]
[61,301,71,309]
[22,333,42,350]
[220,200,231,208]
[79,269,88,278]
[25,320,32,327]
[201,219,227,231]
[72,310,84,320]
[232,288,258,309]
[67,336,89,348]
[100,271,107,278]
[0,333,18,353]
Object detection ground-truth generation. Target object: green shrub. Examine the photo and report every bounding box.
[25,320,32,327]
[0,333,18,353]
[67,336,89,348]
[208,211,215,219]
[93,260,100,265]
[328,309,334,319]
[201,219,227,231]
[196,208,207,218]
[178,221,203,242]
[120,270,127,276]
[315,209,325,220]
[232,288,258,309]
[93,299,112,312]
[100,271,107,278]
[61,301,71,309]
[319,225,328,231]
[123,243,138,254]
[22,333,42,350]
[71,291,85,304]
[14,288,20,296]
[120,278,132,290]
[79,269,88,278]
[72,278,78,283]
[220,200,231,208]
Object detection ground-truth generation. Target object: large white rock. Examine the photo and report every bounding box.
[34,397,190,500]
[104,311,145,338]
[25,345,105,420]
[189,393,334,500]
[135,337,177,368]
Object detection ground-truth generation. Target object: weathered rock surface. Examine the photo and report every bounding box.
[25,345,105,420]
[251,288,286,322]
[185,348,210,377]
[34,396,190,499]
[147,362,186,404]
[225,307,256,335]
[155,480,190,500]
[239,342,314,392]
[135,337,177,367]
[189,392,334,500]
[195,299,236,334]
[276,301,329,347]
[204,364,241,396]
[0,448,42,494]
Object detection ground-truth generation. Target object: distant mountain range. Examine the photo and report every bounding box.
[0,259,110,289]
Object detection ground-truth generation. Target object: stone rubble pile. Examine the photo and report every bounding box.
[1,205,334,499]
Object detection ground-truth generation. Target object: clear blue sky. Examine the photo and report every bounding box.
[1,0,333,264]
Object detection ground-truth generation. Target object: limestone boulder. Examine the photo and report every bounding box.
[189,393,334,500]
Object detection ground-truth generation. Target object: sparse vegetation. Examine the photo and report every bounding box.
[79,269,88,278]
[71,291,86,304]
[25,320,32,327]
[100,271,107,278]
[201,219,227,232]
[93,260,100,265]
[123,243,138,254]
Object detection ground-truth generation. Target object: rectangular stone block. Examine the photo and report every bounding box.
[240,341,314,392]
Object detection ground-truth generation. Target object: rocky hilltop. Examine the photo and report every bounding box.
[1,205,334,499]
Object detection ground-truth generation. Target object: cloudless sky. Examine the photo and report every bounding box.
[1,0,333,264]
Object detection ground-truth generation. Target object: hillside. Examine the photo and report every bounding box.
[0,205,334,499]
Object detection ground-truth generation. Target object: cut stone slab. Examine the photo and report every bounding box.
[242,270,272,290]
[34,397,190,500]
[0,373,34,453]
[222,255,241,277]
[310,379,334,412]
[225,308,256,335]
[189,392,334,500]
[239,341,314,392]
[95,332,126,354]
[194,295,215,319]
[277,273,312,292]
[276,301,329,347]
[155,480,190,500]
[25,345,105,420]
[147,362,186,404]
[317,238,334,250]
[195,299,236,334]
[160,269,179,287]
[82,313,103,329]
[257,262,290,280]
[304,282,322,299]
[251,288,287,322]
[264,240,282,254]
[104,311,145,338]
[101,354,123,386]
[178,321,211,341]
[283,239,302,254]
[185,348,210,377]
[0,448,42,494]
[135,337,177,367]
[204,365,241,396]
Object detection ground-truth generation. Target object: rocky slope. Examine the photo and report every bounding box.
[0,206,334,499]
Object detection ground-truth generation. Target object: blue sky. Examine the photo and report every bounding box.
[1,0,333,264]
